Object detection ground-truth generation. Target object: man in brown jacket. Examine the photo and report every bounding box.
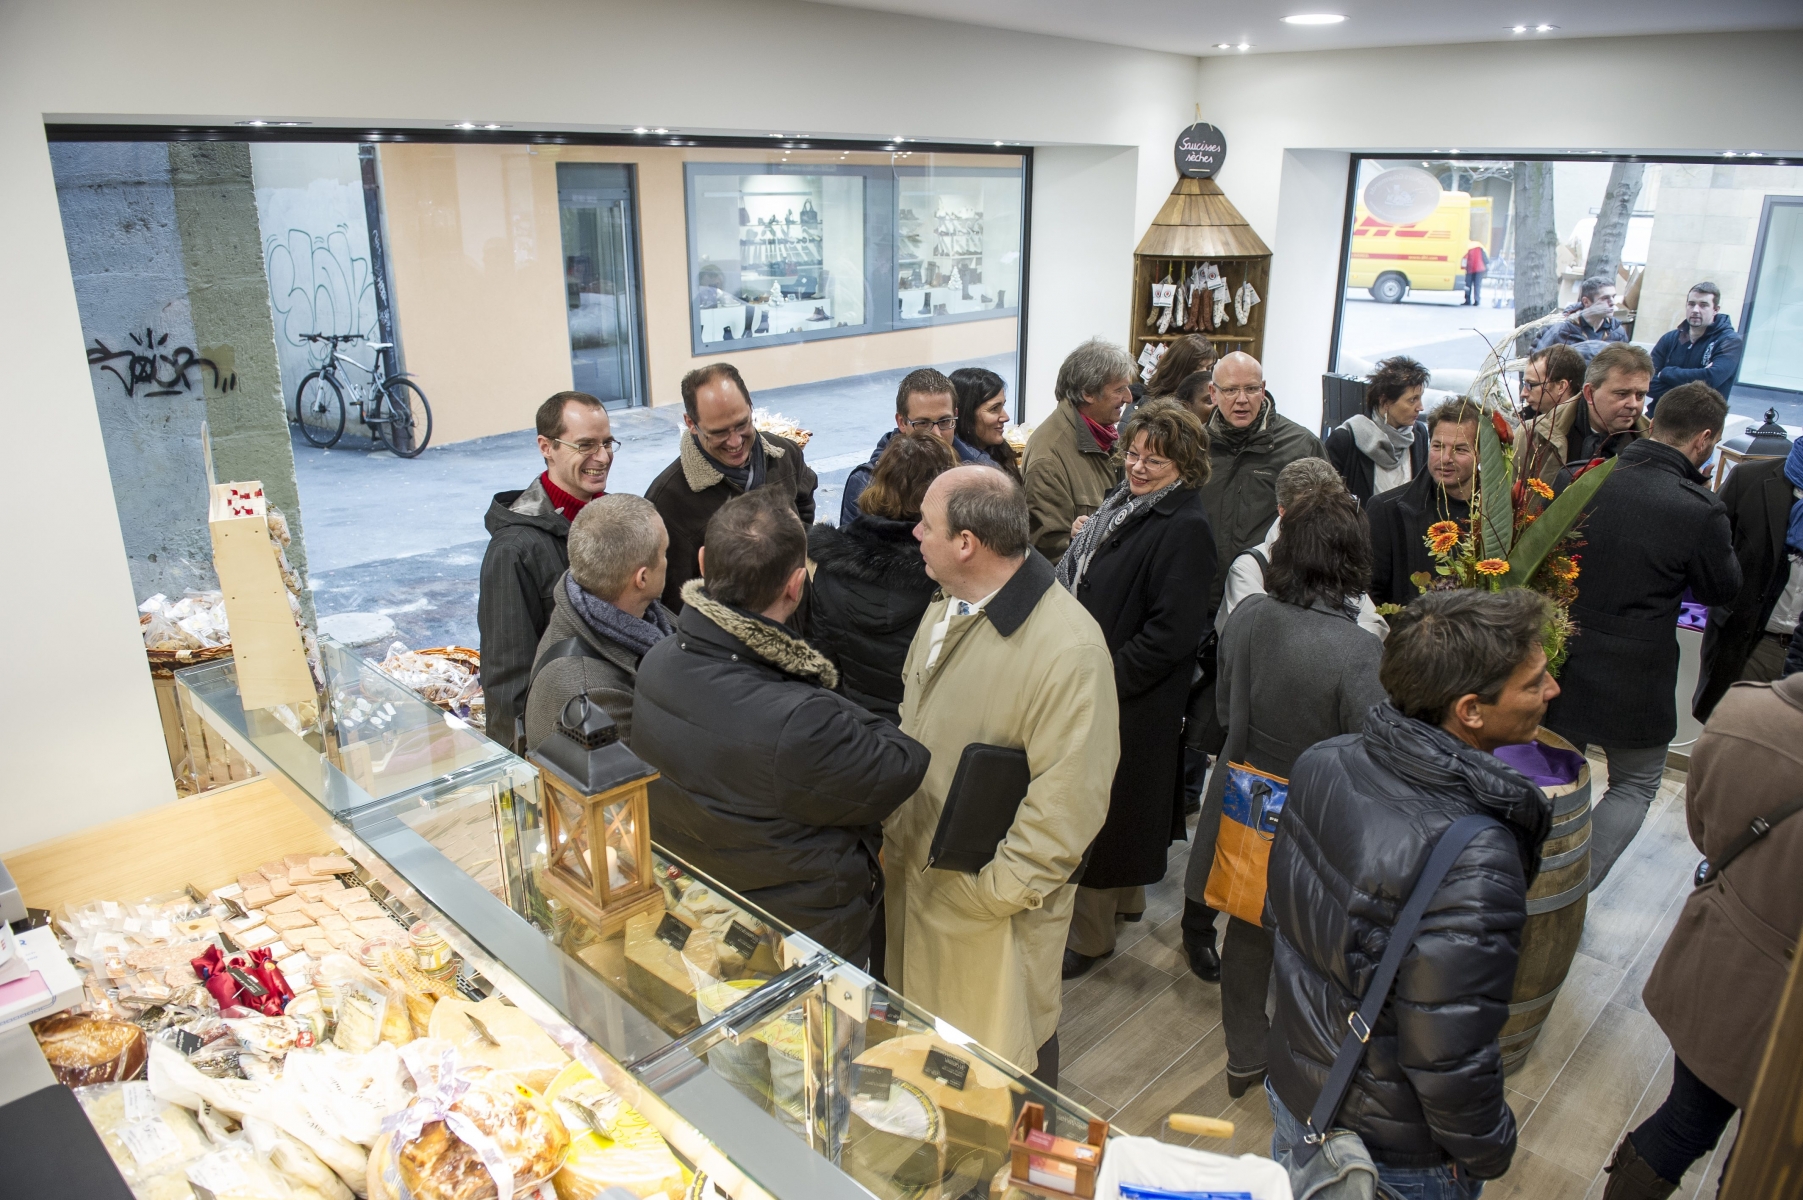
[1517,343,1651,488]
[887,466,1119,1084]
[645,363,816,613]
[1601,672,1803,1199]
[1022,338,1133,560]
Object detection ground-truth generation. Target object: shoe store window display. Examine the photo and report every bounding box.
[688,169,866,347]
[897,171,1022,323]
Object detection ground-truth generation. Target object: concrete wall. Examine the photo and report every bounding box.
[1638,162,1803,345]
[1196,29,1803,431]
[50,141,217,602]
[250,142,382,441]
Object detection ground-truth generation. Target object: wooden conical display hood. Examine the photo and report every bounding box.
[1135,177,1270,259]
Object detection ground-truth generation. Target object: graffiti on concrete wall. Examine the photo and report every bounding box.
[264,225,379,366]
[87,328,236,397]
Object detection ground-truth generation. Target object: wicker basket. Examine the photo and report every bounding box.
[141,616,233,679]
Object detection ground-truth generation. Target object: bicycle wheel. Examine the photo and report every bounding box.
[378,378,433,458]
[295,371,346,448]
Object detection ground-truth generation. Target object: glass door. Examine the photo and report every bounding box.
[1740,195,1803,396]
[557,163,644,406]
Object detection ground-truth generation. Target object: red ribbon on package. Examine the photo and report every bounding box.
[190,945,292,1016]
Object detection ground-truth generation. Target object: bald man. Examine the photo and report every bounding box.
[1182,351,1323,982]
[885,466,1118,1086]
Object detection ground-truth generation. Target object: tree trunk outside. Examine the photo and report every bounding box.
[1582,161,1645,286]
[1513,162,1560,355]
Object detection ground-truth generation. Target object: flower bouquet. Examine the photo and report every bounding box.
[1387,311,1618,673]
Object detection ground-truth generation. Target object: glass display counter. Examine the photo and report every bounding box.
[166,645,1103,1200]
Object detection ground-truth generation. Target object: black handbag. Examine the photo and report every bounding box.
[799,199,819,225]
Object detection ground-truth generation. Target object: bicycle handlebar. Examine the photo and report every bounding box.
[301,333,363,344]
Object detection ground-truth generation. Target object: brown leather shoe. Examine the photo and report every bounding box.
[1602,1136,1678,1200]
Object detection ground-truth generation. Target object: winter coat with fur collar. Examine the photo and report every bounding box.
[806,514,937,724]
[645,429,817,613]
[632,580,930,961]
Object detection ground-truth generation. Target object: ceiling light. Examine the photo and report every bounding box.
[1510,25,1528,32]
[653,127,668,134]
[1237,42,1252,49]
[1535,23,1557,31]
[451,122,476,129]
[632,126,648,134]
[1213,42,1232,48]
[1746,151,1765,158]
[993,140,1004,146]
[1282,13,1345,25]
[242,120,267,126]
[236,119,309,127]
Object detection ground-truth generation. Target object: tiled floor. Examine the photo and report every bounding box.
[1054,756,1735,1198]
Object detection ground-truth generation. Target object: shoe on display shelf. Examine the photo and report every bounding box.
[807,307,828,322]
[754,311,770,335]
[933,303,948,316]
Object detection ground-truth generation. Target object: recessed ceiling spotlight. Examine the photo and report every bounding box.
[1237,42,1252,49]
[994,140,1004,146]
[451,122,476,130]
[1510,25,1528,32]
[1282,13,1346,24]
[632,126,648,134]
[241,120,267,126]
[653,127,668,134]
[1535,23,1557,31]
[1746,151,1765,158]
[237,119,309,126]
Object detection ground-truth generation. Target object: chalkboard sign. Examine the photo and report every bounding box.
[1174,123,1227,179]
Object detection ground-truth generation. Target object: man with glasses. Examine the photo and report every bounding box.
[647,362,817,614]
[479,390,619,749]
[840,367,984,525]
[1519,343,1585,421]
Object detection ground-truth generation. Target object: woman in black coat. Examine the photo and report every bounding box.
[807,432,957,723]
[1324,355,1430,502]
[1057,400,1216,978]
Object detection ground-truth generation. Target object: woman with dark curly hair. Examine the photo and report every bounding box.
[1058,400,1217,978]
[1324,354,1431,502]
[949,366,1021,481]
[1144,333,1217,400]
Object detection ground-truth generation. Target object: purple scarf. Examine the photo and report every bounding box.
[566,574,672,659]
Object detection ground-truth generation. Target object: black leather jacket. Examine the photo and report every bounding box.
[1265,704,1550,1179]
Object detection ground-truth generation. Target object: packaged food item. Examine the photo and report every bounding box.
[380,1061,570,1200]
[225,1014,315,1062]
[427,998,570,1094]
[282,1043,412,1146]
[544,1062,686,1200]
[35,1013,148,1085]
[185,1140,303,1200]
[317,952,412,1050]
[76,1080,211,1199]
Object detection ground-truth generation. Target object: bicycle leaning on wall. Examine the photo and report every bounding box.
[292,334,434,457]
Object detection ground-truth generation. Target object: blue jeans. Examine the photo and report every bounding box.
[1267,1079,1482,1200]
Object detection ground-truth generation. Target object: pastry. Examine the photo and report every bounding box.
[35,1014,148,1086]
[396,1069,569,1200]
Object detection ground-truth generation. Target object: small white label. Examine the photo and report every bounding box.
[119,1117,183,1167]
[121,1081,159,1124]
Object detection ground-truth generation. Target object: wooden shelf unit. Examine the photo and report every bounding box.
[1130,177,1272,367]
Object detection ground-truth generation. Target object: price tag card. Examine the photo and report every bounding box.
[855,1064,894,1101]
[723,921,760,958]
[922,1047,970,1090]
[1152,282,1176,308]
[655,914,693,952]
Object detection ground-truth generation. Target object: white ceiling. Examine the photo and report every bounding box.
[802,0,1803,57]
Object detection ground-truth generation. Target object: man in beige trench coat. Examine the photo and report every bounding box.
[886,465,1119,1082]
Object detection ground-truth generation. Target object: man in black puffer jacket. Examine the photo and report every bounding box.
[633,489,930,966]
[1265,589,1557,1195]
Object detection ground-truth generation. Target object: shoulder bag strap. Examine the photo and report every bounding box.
[1246,548,1269,575]
[1295,813,1499,1164]
[513,637,611,754]
[1696,795,1803,886]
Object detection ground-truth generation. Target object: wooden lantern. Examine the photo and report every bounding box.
[1711,407,1794,491]
[529,696,665,936]
[1130,177,1272,369]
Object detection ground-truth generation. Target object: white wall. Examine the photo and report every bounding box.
[0,0,1195,852]
[1197,29,1803,431]
[1023,146,1142,424]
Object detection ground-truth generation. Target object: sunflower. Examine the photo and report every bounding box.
[1527,477,1555,500]
[1474,558,1510,576]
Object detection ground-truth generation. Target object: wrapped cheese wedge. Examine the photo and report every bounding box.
[427,997,569,1094]
[544,1061,687,1200]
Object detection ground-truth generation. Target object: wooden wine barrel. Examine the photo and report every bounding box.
[1499,728,1592,1074]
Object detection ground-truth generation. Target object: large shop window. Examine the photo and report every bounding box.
[684,160,1023,353]
[1740,195,1803,396]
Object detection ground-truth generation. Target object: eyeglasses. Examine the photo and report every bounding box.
[1123,449,1173,471]
[1519,375,1546,392]
[906,416,958,433]
[697,416,756,447]
[1211,383,1265,399]
[551,437,620,456]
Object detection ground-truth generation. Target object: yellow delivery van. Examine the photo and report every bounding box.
[1349,193,1492,303]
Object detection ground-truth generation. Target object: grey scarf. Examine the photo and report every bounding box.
[565,573,673,659]
[1344,412,1415,471]
[1056,480,1181,593]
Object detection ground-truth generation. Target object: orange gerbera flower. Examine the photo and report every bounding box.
[1548,555,1579,582]
[1527,477,1555,500]
[1475,558,1510,576]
